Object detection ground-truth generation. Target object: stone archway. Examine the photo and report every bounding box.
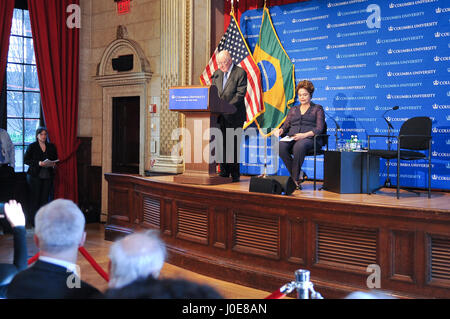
[94,25,152,219]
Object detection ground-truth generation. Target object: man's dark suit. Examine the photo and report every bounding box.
[211,65,247,180]
[6,260,101,299]
[0,226,27,298]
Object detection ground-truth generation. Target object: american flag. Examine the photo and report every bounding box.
[200,13,263,129]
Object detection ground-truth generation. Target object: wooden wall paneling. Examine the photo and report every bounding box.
[232,210,281,260]
[175,200,209,245]
[415,231,426,290]
[378,227,391,292]
[108,183,132,225]
[77,137,91,211]
[390,230,416,284]
[427,233,450,289]
[307,217,316,270]
[286,216,307,265]
[212,206,227,250]
[161,197,172,236]
[133,188,142,225]
[226,207,234,258]
[315,222,378,271]
[308,220,380,294]
[77,137,102,223]
[141,194,162,229]
[104,174,450,298]
[87,166,102,221]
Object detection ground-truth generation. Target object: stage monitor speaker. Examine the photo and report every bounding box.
[249,175,296,195]
[112,54,133,72]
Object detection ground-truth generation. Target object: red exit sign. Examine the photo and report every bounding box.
[116,0,131,15]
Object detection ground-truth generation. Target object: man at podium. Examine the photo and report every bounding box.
[211,50,247,182]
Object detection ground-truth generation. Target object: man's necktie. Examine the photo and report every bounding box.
[223,72,228,90]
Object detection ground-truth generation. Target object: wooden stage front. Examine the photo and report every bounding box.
[104,173,450,298]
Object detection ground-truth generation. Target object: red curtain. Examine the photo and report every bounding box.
[0,0,15,90]
[224,0,308,29]
[28,0,80,203]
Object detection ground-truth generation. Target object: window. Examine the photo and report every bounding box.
[6,8,42,172]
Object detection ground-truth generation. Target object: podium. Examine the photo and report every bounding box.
[169,85,236,185]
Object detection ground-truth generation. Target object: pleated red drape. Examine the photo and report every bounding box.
[224,0,308,29]
[28,0,80,202]
[0,0,15,90]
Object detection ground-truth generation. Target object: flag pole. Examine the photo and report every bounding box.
[259,131,268,178]
[261,0,268,178]
[263,135,268,177]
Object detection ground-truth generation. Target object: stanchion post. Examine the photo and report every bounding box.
[295,269,323,299]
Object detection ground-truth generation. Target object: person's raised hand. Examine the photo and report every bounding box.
[4,200,26,228]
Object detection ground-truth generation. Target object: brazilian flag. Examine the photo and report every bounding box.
[254,6,295,137]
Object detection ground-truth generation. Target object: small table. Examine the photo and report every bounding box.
[323,150,380,194]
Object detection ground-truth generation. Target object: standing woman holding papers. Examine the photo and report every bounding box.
[273,80,325,189]
[24,127,58,226]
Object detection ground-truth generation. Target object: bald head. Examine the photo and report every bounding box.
[119,232,162,257]
[108,230,166,289]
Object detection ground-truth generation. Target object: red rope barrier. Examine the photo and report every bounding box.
[27,247,109,282]
[78,247,109,282]
[264,289,286,299]
[27,252,40,265]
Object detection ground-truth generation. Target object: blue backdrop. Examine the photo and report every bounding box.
[238,0,450,190]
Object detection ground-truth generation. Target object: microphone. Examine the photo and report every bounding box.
[382,105,399,129]
[324,110,341,132]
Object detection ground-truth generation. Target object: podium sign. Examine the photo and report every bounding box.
[169,86,235,185]
[169,87,209,111]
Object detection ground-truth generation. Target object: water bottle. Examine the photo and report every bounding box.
[337,139,345,151]
[350,135,356,151]
[355,137,361,151]
[345,139,351,151]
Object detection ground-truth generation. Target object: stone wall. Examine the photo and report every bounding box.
[77,0,217,219]
[78,0,161,167]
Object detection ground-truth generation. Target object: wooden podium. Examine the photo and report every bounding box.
[169,85,236,185]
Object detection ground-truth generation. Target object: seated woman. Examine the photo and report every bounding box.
[273,80,325,189]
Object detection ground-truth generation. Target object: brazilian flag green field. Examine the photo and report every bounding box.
[253,6,295,137]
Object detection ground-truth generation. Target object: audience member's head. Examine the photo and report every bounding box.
[104,275,223,299]
[345,290,396,299]
[34,199,86,257]
[108,230,166,289]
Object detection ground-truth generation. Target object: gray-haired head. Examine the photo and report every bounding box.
[34,199,85,254]
[217,50,232,73]
[108,230,167,289]
[345,290,396,299]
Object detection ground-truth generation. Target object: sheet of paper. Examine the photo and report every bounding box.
[43,159,59,165]
[280,136,294,142]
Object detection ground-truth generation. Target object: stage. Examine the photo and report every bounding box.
[104,173,450,298]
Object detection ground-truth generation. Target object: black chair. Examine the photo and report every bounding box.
[367,116,432,199]
[304,122,329,191]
